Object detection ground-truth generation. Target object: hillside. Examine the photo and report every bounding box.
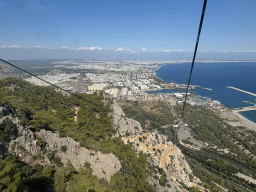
[2,77,248,192]
[0,77,155,192]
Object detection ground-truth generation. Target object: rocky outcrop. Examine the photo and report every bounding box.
[122,132,201,190]
[147,175,184,192]
[111,101,143,137]
[0,103,121,182]
[0,64,23,80]
[37,129,121,182]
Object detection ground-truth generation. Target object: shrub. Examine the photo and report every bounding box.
[48,150,57,160]
[54,156,63,167]
[32,154,37,160]
[159,175,168,187]
[36,136,47,148]
[60,145,67,152]
[84,162,91,168]
[18,145,25,151]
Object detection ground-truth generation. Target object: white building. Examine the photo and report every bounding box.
[173,93,183,99]
[105,88,119,96]
[132,86,139,90]
[88,83,108,91]
[120,88,128,96]
[139,85,149,90]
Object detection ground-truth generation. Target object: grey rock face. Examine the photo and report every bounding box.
[122,132,202,191]
[37,129,121,182]
[147,175,183,192]
[1,103,121,182]
[111,101,143,137]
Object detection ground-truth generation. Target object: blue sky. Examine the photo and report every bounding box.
[0,0,256,60]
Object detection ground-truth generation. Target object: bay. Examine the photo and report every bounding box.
[152,62,256,123]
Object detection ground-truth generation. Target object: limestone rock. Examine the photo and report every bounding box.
[1,103,121,182]
[111,101,143,137]
[122,132,202,190]
[37,129,121,182]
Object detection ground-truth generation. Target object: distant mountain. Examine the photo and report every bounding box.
[0,63,26,80]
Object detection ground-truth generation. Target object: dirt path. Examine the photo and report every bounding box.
[159,146,177,170]
[74,107,79,122]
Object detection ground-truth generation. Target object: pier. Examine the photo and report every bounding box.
[227,86,256,97]
[232,106,256,112]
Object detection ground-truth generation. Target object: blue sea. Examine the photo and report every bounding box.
[149,62,256,123]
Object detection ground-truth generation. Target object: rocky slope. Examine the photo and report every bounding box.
[111,100,143,137]
[112,101,202,191]
[0,102,121,182]
[0,64,24,80]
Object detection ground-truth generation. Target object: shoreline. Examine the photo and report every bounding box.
[232,111,256,131]
[153,64,256,127]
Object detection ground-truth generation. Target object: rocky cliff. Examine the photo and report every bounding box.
[122,132,201,191]
[0,64,24,80]
[111,100,143,137]
[0,102,121,182]
[111,102,202,191]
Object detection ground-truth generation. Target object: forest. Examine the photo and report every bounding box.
[118,99,175,130]
[174,104,256,191]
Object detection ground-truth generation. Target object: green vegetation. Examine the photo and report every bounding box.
[36,136,47,148]
[174,104,256,191]
[17,145,25,151]
[32,154,37,160]
[180,146,256,191]
[119,100,175,130]
[0,77,156,191]
[47,150,63,167]
[61,145,67,152]
[0,154,55,192]
[0,118,15,141]
[159,174,168,187]
[190,164,248,192]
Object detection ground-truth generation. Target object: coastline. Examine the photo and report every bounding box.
[153,64,167,83]
[232,111,256,131]
[153,63,256,127]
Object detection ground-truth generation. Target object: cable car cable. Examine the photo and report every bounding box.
[181,0,208,120]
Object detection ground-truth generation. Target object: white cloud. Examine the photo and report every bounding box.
[163,50,185,52]
[61,46,73,50]
[33,45,47,49]
[90,46,102,50]
[126,49,136,53]
[141,48,147,52]
[78,46,102,51]
[114,47,125,51]
[114,47,136,53]
[8,45,22,48]
[1,45,6,48]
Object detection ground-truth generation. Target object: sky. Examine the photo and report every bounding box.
[0,0,256,60]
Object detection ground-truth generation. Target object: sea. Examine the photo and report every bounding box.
[148,62,256,124]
